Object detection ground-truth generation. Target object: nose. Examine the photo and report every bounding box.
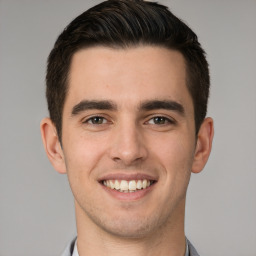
[109,122,148,166]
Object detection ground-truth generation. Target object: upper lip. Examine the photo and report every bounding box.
[98,173,158,182]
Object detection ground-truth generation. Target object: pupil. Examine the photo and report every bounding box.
[154,117,165,124]
[93,117,103,124]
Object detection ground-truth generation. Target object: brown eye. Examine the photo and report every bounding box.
[153,116,167,124]
[87,116,106,124]
[148,116,173,125]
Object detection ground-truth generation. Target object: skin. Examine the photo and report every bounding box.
[41,46,214,256]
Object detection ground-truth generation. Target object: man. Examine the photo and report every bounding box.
[40,0,214,255]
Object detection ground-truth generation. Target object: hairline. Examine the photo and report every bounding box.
[57,43,196,142]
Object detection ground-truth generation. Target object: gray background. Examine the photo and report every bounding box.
[0,0,255,255]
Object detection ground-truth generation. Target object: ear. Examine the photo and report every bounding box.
[40,118,67,174]
[192,117,214,174]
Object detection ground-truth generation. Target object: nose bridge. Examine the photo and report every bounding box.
[110,117,147,165]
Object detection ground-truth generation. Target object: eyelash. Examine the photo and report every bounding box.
[146,116,176,125]
[82,116,109,125]
[82,115,175,126]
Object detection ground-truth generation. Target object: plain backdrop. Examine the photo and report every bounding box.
[0,0,255,255]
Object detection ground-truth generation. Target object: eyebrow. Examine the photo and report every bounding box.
[71,100,117,116]
[140,100,185,115]
[71,99,185,116]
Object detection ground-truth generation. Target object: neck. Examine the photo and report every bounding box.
[75,200,187,256]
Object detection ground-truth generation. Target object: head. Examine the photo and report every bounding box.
[41,0,214,241]
[46,0,210,142]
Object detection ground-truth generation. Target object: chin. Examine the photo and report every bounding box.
[102,219,156,238]
[91,211,167,239]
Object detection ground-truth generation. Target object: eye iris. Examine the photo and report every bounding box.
[92,117,103,124]
[154,117,166,124]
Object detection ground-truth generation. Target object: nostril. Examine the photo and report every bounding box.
[112,155,144,166]
[112,156,121,162]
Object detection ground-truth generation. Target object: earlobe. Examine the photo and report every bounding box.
[40,118,67,174]
[192,117,214,174]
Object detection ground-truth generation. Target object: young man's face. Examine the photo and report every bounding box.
[42,46,213,238]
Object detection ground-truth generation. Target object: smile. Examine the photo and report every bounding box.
[102,179,155,193]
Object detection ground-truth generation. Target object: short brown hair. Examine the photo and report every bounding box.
[46,0,210,141]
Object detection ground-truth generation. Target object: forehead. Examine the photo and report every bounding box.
[65,46,192,112]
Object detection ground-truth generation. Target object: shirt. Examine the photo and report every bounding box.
[71,238,189,256]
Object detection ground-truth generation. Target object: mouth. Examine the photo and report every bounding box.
[100,179,156,193]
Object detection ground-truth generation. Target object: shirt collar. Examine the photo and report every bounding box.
[185,238,189,256]
[72,239,79,256]
[72,238,189,256]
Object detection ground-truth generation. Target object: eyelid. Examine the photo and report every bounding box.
[81,114,111,124]
[145,115,176,125]
[80,113,176,125]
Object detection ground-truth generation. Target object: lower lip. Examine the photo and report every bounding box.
[100,183,156,201]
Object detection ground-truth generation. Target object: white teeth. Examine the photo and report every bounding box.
[103,179,153,192]
[128,180,136,191]
[120,180,129,191]
[136,180,142,189]
[110,180,115,189]
[114,180,120,190]
[142,179,147,189]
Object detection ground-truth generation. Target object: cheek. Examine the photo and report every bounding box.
[62,134,109,205]
[62,132,108,179]
[149,131,195,185]
[153,131,194,163]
